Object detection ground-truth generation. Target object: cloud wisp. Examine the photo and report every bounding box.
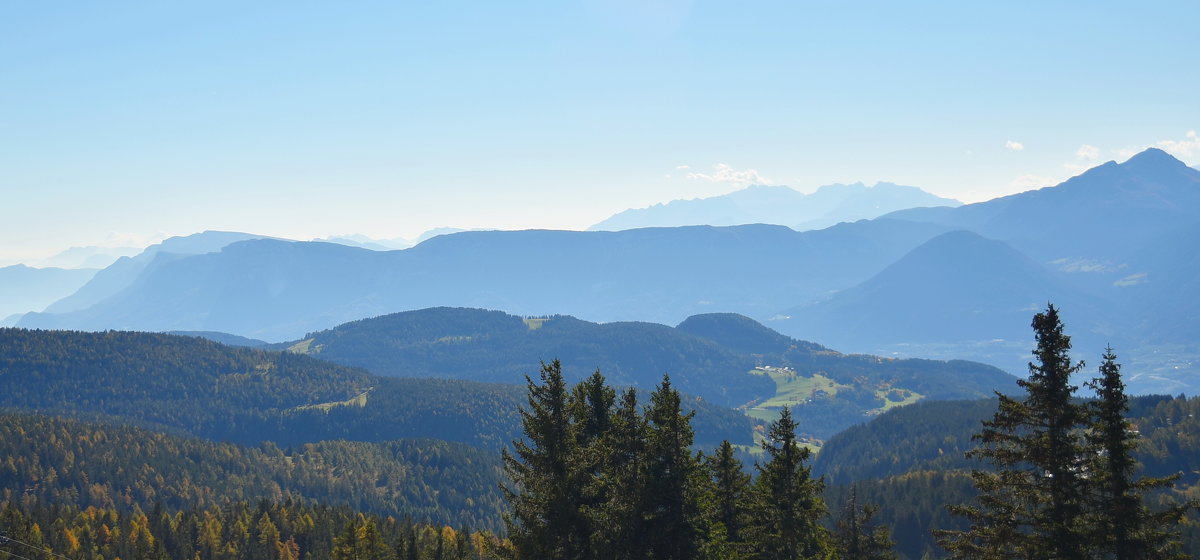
[1005,140,1025,151]
[685,163,774,186]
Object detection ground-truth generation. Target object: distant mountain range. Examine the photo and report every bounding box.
[589,182,961,231]
[0,264,97,322]
[14,149,1200,394]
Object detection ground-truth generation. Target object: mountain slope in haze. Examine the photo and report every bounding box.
[775,148,1200,391]
[0,264,97,318]
[41,230,273,314]
[29,244,140,269]
[768,231,1139,386]
[885,148,1200,280]
[772,230,1115,369]
[590,182,960,231]
[18,220,953,341]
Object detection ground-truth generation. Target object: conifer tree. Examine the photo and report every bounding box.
[704,440,752,559]
[939,304,1092,559]
[590,387,647,560]
[1085,347,1190,560]
[642,374,704,560]
[749,407,832,559]
[832,485,897,560]
[566,370,615,560]
[502,360,588,559]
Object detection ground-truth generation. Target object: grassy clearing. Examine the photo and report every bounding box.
[744,367,853,422]
[293,388,371,413]
[745,366,926,417]
[523,318,549,330]
[287,339,316,354]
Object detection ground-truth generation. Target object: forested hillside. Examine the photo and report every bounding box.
[0,412,507,531]
[0,328,756,449]
[814,393,1200,558]
[284,307,1013,438]
[0,500,501,559]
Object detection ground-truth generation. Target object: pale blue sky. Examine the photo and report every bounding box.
[3,1,1198,263]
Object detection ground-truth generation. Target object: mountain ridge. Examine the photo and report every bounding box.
[589,181,961,231]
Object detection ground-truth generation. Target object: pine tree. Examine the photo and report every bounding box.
[502,359,588,559]
[939,304,1092,559]
[1085,347,1190,560]
[832,485,897,560]
[749,407,832,560]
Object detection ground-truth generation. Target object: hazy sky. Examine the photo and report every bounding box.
[4,1,1198,263]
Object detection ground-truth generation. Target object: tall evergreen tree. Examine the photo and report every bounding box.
[1085,347,1190,560]
[939,304,1092,559]
[704,440,752,559]
[590,387,647,560]
[642,374,704,560]
[749,407,832,560]
[502,360,588,559]
[566,370,615,560]
[832,485,897,560]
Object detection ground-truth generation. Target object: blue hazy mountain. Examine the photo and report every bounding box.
[41,230,273,314]
[19,220,952,341]
[885,148,1200,277]
[589,182,960,231]
[0,264,98,319]
[776,149,1200,391]
[770,231,1117,378]
[31,245,140,269]
[15,149,1198,393]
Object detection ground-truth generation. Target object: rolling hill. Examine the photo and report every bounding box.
[281,307,1014,438]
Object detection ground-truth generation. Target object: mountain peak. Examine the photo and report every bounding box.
[1122,147,1191,172]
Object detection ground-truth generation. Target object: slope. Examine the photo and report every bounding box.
[284,307,1014,438]
[772,230,1117,378]
[0,327,756,450]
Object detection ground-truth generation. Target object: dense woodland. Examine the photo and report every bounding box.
[0,500,503,560]
[0,328,756,450]
[0,413,508,531]
[2,308,1199,558]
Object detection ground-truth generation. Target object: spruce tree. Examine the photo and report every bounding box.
[502,359,588,559]
[749,407,832,559]
[1085,347,1190,559]
[707,440,751,550]
[590,387,647,560]
[567,370,615,560]
[939,304,1091,559]
[832,485,897,560]
[642,373,703,560]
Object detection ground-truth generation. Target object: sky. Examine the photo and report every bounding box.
[3,1,1199,264]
